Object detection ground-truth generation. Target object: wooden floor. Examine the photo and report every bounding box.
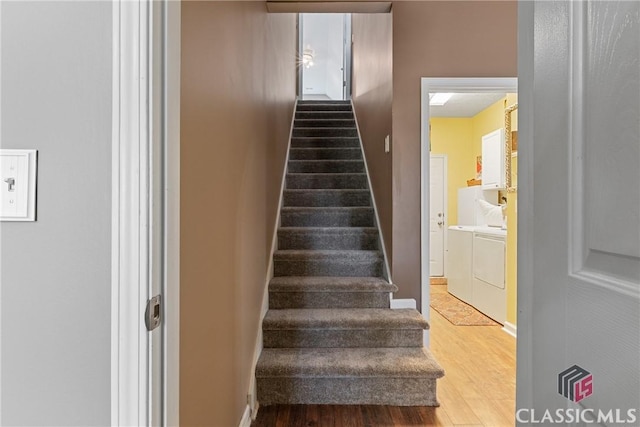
[252,284,516,427]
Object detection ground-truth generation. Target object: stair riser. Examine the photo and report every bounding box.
[288,161,365,174]
[297,104,351,111]
[268,292,390,309]
[286,174,368,189]
[291,138,360,148]
[278,231,378,250]
[295,119,356,128]
[273,259,383,277]
[280,210,374,227]
[263,329,423,348]
[296,112,354,120]
[289,149,362,160]
[257,377,439,406]
[293,128,358,137]
[283,191,370,207]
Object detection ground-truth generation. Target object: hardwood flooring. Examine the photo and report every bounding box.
[252,284,516,427]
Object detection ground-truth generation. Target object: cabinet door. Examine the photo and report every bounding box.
[482,128,505,189]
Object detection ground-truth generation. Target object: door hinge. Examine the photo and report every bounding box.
[145,294,162,331]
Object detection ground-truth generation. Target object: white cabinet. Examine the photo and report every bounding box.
[481,128,506,190]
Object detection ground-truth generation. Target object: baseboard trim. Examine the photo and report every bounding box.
[351,100,393,284]
[502,321,517,338]
[248,99,298,417]
[390,298,417,310]
[239,405,252,427]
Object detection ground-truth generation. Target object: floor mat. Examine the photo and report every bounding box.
[430,292,500,326]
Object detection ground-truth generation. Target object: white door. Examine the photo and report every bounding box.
[429,155,446,277]
[518,1,639,423]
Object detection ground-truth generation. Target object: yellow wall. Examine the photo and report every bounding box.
[430,118,474,226]
[430,93,519,326]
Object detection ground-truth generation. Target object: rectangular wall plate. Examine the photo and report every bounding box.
[0,149,37,221]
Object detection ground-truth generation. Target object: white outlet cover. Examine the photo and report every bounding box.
[0,149,37,221]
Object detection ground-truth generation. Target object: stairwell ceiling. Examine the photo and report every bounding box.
[267,1,392,13]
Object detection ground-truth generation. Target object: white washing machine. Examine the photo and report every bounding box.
[446,226,475,304]
[472,227,507,324]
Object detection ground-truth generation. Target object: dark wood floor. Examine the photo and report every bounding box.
[251,404,441,427]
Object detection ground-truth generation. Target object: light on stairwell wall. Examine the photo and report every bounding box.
[429,93,454,106]
[302,47,315,69]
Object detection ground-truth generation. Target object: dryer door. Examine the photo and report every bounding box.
[472,234,505,289]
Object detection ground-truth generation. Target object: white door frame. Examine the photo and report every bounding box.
[429,154,448,278]
[111,1,180,425]
[420,77,517,345]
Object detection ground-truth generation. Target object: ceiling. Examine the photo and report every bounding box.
[267,1,391,13]
[429,93,507,118]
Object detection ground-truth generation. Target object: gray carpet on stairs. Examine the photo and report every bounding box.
[256,100,444,407]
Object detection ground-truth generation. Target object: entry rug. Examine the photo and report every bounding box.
[430,292,500,326]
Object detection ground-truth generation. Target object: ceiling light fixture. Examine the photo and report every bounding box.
[429,93,454,106]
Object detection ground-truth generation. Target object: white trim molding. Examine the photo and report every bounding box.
[351,100,393,283]
[239,405,252,427]
[420,77,518,347]
[163,1,181,425]
[111,1,152,425]
[502,321,517,338]
[390,298,417,310]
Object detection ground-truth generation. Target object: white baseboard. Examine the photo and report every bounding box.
[502,321,517,338]
[390,298,417,309]
[239,405,252,427]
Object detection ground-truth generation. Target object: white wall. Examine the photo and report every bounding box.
[302,13,344,100]
[0,2,112,425]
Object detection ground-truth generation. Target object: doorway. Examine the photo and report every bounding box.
[298,13,351,100]
[420,77,518,330]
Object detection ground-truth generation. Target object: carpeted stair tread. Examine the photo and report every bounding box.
[269,276,396,292]
[291,137,360,148]
[273,250,383,277]
[288,160,365,173]
[286,173,368,189]
[294,119,356,128]
[297,103,351,112]
[296,111,354,120]
[293,127,359,138]
[280,207,374,227]
[289,148,362,160]
[256,347,444,379]
[263,308,428,331]
[283,189,371,207]
[274,249,382,260]
[278,227,378,250]
[298,100,351,104]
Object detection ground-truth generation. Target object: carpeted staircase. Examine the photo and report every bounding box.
[256,100,444,406]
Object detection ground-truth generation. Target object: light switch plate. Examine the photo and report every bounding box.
[384,135,390,153]
[0,149,37,221]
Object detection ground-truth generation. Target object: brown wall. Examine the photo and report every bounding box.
[180,2,296,425]
[390,1,517,306]
[351,12,394,266]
